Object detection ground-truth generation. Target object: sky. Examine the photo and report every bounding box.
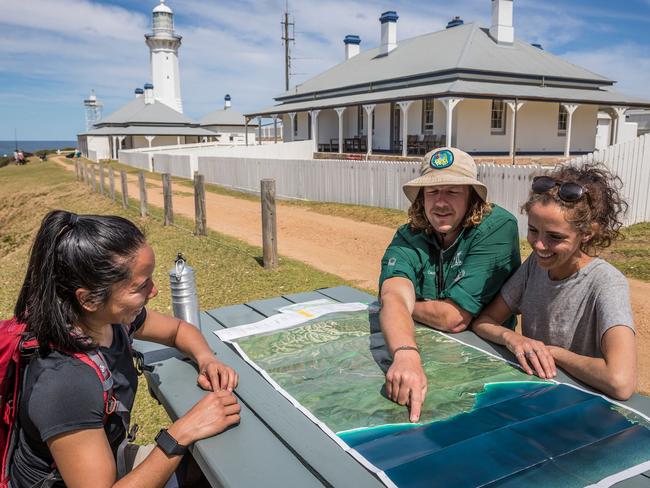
[1,0,649,141]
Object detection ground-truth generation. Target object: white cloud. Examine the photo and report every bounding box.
[1,0,648,139]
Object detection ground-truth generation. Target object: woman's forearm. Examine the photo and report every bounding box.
[550,346,636,400]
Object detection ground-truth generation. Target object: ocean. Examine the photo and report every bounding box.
[0,140,77,156]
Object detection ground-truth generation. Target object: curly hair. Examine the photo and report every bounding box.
[408,187,492,235]
[523,163,628,255]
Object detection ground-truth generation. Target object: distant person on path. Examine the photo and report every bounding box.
[473,164,636,400]
[379,147,521,422]
[11,211,240,488]
[17,150,25,165]
[13,150,19,163]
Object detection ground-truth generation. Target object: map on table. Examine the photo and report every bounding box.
[215,301,650,488]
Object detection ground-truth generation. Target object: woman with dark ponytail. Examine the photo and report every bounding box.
[11,210,240,488]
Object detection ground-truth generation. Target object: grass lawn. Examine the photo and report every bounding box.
[0,159,348,444]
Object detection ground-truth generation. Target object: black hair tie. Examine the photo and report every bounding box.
[68,213,79,226]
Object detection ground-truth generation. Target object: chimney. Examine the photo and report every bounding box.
[224,94,231,110]
[489,0,514,44]
[135,87,144,98]
[379,11,398,56]
[144,83,154,104]
[344,35,361,60]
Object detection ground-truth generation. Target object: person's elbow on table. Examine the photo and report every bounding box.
[412,299,472,333]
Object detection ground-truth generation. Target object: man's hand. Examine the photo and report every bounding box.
[385,350,427,422]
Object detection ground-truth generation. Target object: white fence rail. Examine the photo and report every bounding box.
[120,151,150,172]
[118,134,649,237]
[569,134,650,226]
[152,154,192,179]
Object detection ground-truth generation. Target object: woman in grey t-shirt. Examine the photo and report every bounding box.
[473,164,636,400]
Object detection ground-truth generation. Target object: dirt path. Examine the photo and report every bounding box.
[58,157,650,394]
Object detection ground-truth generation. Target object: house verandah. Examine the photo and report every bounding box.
[245,94,637,159]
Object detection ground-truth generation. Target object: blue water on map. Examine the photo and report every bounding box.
[339,382,650,487]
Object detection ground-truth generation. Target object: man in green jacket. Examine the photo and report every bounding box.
[379,147,520,422]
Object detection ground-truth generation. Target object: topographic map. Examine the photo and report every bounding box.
[218,304,650,487]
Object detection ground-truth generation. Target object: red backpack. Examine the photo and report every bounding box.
[0,317,119,488]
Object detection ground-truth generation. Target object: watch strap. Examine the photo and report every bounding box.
[155,428,188,456]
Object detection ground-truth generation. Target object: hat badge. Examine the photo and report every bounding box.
[430,149,454,169]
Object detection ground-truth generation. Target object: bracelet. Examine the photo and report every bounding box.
[392,345,419,356]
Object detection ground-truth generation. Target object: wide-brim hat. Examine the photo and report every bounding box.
[402,147,487,203]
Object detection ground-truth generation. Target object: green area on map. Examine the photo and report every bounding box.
[236,310,546,433]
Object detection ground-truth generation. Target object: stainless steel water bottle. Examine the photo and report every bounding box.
[169,253,201,330]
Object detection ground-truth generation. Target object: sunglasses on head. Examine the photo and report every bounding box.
[531,176,588,203]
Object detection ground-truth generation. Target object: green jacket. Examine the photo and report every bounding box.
[379,205,521,326]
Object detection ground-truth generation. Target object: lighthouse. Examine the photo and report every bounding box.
[145,0,183,113]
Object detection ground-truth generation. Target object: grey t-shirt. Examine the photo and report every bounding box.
[500,254,634,358]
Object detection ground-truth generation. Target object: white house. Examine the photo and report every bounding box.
[200,95,258,144]
[248,1,650,158]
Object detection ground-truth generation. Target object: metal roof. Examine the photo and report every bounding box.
[80,125,216,136]
[248,80,650,117]
[200,108,258,126]
[97,97,197,125]
[276,23,613,102]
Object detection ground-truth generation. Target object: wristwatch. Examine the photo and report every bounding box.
[155,428,188,456]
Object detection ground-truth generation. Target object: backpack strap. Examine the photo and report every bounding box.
[74,349,133,480]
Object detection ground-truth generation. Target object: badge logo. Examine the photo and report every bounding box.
[430,149,454,169]
[451,251,463,268]
[388,257,396,266]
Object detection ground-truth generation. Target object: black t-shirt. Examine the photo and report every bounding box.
[10,310,146,488]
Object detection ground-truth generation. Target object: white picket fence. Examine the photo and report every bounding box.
[117,134,649,236]
[569,134,650,226]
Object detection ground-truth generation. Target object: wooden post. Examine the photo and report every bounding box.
[83,164,89,185]
[162,173,173,226]
[75,161,80,180]
[138,172,147,217]
[120,170,128,209]
[194,173,207,236]
[90,165,97,192]
[99,163,105,195]
[261,178,278,269]
[109,167,116,203]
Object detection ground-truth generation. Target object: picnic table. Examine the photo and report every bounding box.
[135,286,650,487]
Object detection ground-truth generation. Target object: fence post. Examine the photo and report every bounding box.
[194,173,207,236]
[83,164,89,185]
[99,163,105,196]
[75,161,80,180]
[138,172,147,217]
[120,170,128,209]
[90,165,97,192]
[261,178,278,269]
[162,173,173,226]
[109,167,116,203]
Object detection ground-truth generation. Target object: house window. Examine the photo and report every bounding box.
[293,115,298,137]
[558,105,568,135]
[490,100,506,134]
[357,105,364,134]
[422,98,434,133]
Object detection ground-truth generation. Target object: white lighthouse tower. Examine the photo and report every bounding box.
[145,0,183,113]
